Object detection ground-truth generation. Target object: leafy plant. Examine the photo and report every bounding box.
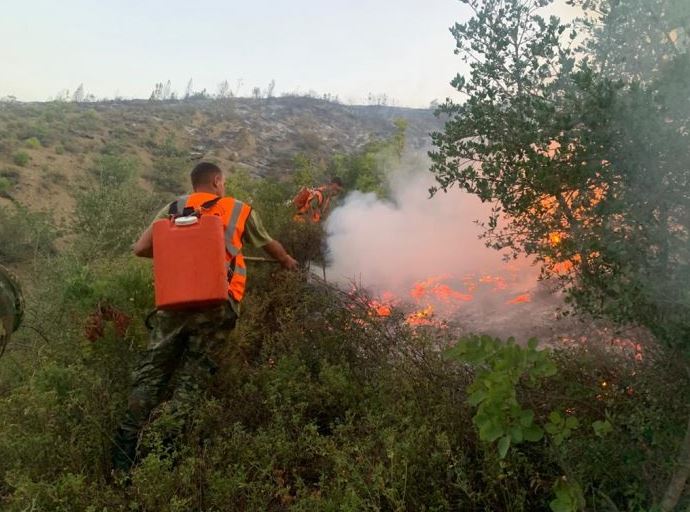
[550,477,585,512]
[446,335,556,458]
[545,411,580,447]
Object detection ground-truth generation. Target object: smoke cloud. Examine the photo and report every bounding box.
[324,152,561,341]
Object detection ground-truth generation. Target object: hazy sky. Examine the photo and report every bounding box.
[1,0,577,107]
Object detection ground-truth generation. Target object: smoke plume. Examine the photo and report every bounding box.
[324,152,561,341]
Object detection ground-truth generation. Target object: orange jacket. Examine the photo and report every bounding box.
[169,192,252,301]
[293,187,331,223]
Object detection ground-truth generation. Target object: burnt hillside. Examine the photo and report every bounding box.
[0,97,440,220]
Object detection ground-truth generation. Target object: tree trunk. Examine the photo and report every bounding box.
[659,406,690,511]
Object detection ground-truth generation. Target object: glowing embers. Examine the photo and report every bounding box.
[405,305,440,327]
[507,293,531,305]
[409,275,473,303]
[364,269,534,328]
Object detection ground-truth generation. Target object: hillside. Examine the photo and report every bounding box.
[1,97,687,512]
[0,97,439,222]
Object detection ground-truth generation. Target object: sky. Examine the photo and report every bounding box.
[0,0,578,108]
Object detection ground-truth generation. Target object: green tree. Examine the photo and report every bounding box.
[570,0,690,83]
[430,0,689,509]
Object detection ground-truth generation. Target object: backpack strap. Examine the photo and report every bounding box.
[168,195,189,217]
[168,195,221,218]
[199,196,222,211]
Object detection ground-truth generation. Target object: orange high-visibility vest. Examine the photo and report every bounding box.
[168,192,252,302]
[294,187,328,223]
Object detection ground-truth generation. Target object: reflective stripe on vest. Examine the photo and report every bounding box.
[176,192,252,302]
[174,194,189,216]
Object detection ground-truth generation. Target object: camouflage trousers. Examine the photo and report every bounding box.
[112,302,237,472]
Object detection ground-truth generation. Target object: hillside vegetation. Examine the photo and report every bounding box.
[0,96,437,220]
[0,91,688,510]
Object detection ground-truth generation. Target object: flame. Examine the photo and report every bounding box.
[531,140,613,277]
[478,274,507,290]
[549,232,564,246]
[405,305,436,326]
[410,275,473,302]
[372,302,392,317]
[364,269,544,328]
[507,293,531,305]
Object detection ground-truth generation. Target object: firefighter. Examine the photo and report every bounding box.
[112,162,297,474]
[0,264,23,357]
[292,177,344,223]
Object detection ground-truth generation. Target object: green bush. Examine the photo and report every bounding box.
[149,155,188,194]
[24,137,41,149]
[70,109,100,132]
[12,152,29,167]
[0,204,57,263]
[16,122,57,147]
[0,176,11,195]
[2,258,685,510]
[90,154,138,186]
[74,159,162,259]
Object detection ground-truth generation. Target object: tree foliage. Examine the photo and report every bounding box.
[430,0,690,348]
[431,0,690,509]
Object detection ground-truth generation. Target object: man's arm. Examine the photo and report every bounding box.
[133,224,154,258]
[262,240,298,270]
[243,210,298,270]
[133,204,170,258]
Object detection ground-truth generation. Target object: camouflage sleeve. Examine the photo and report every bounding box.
[242,210,273,249]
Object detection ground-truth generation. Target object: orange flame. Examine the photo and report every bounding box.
[478,274,507,290]
[410,275,473,302]
[549,232,564,246]
[405,305,436,326]
[507,293,531,305]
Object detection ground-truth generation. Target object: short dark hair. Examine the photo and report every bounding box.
[190,162,222,189]
[330,176,344,187]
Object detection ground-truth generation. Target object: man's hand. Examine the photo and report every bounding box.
[280,254,299,271]
[262,240,298,270]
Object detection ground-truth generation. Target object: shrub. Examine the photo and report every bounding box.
[90,154,138,187]
[0,204,57,263]
[70,109,100,132]
[0,176,11,195]
[73,179,162,260]
[16,122,57,146]
[24,137,41,149]
[12,152,29,167]
[149,155,188,194]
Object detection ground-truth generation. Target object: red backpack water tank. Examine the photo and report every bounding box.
[152,215,228,310]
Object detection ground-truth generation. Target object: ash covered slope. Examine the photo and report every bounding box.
[0,97,440,219]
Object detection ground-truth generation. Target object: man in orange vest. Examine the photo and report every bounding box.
[292,177,344,223]
[112,162,297,474]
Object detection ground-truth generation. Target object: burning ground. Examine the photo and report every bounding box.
[323,153,651,349]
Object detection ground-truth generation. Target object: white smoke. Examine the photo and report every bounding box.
[324,151,561,341]
[325,153,536,293]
